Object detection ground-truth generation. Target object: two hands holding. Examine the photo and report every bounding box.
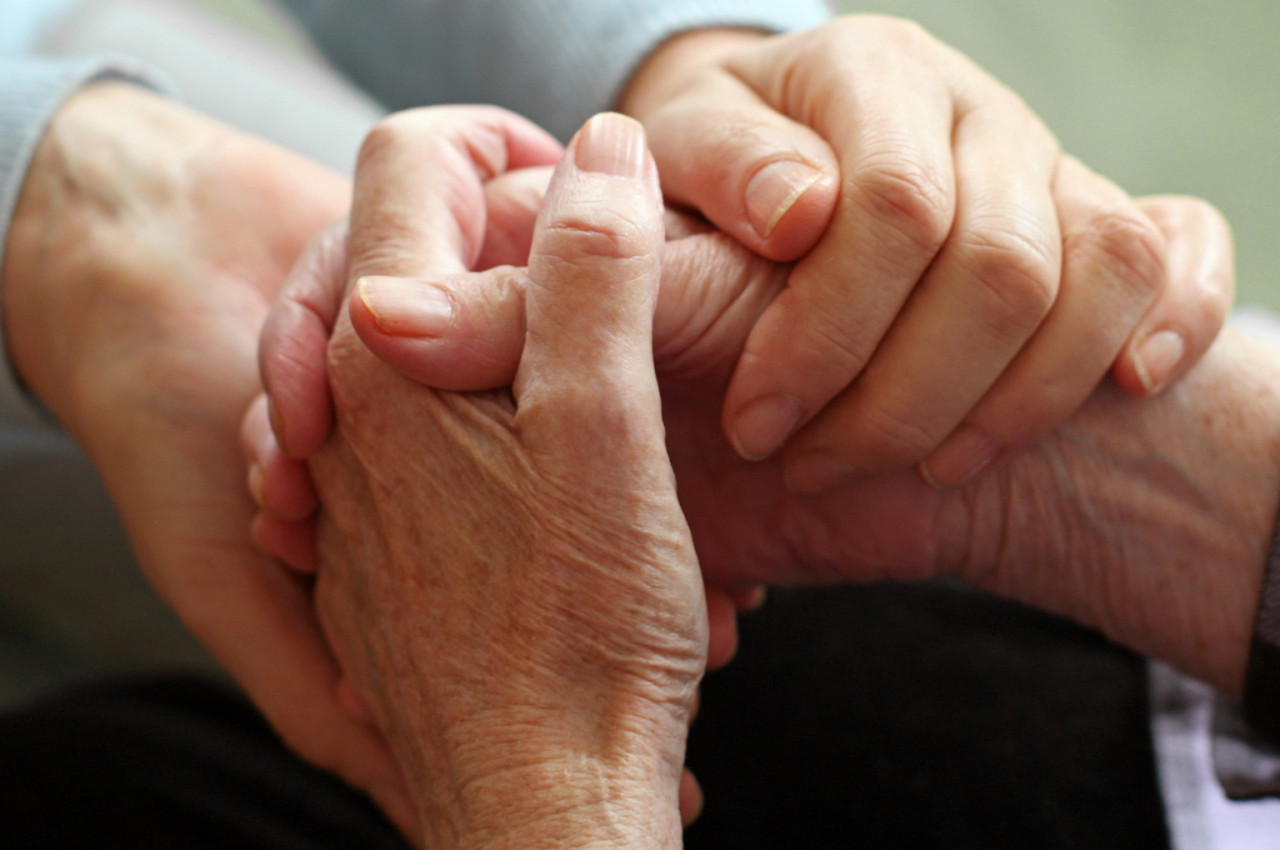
[3,16,1266,847]
[247,81,1254,850]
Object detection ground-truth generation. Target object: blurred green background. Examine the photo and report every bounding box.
[826,0,1280,309]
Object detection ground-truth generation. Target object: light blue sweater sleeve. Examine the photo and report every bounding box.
[276,0,833,141]
[0,56,166,428]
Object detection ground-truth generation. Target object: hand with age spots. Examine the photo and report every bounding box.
[301,113,705,847]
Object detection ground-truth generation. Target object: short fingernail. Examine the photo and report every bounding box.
[920,424,1002,489]
[784,450,856,495]
[745,160,826,239]
[732,394,805,460]
[574,112,647,178]
[247,462,265,506]
[266,395,287,453]
[357,276,455,338]
[1133,328,1186,394]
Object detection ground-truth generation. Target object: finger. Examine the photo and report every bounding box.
[475,166,553,269]
[342,163,548,392]
[917,157,1167,489]
[262,121,558,460]
[506,113,668,467]
[727,585,767,612]
[679,768,705,827]
[349,266,528,392]
[350,230,786,393]
[779,76,1062,487]
[719,20,961,462]
[1113,196,1234,396]
[705,586,740,670]
[642,71,840,261]
[259,221,349,458]
[347,106,562,284]
[242,394,316,521]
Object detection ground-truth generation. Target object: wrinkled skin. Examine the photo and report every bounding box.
[338,225,1280,698]
[307,115,704,848]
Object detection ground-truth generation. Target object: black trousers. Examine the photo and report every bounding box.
[0,583,1171,848]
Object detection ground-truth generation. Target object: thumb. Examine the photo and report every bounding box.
[348,234,787,393]
[641,74,840,262]
[511,112,666,466]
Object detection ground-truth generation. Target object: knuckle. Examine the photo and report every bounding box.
[806,313,874,374]
[356,115,416,169]
[851,159,954,254]
[1067,205,1167,298]
[958,227,1059,328]
[868,15,933,47]
[541,204,657,263]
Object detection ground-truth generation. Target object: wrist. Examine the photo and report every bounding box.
[408,711,687,849]
[956,329,1280,695]
[616,28,768,121]
[2,82,227,427]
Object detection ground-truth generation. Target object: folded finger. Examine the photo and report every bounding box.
[1113,195,1234,396]
[919,157,1166,488]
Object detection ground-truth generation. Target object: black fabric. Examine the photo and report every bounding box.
[0,584,1171,848]
[1245,504,1280,748]
[1246,639,1280,747]
[684,583,1171,849]
[0,674,408,849]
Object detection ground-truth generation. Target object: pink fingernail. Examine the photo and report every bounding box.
[266,396,288,455]
[920,424,1002,489]
[357,276,455,337]
[247,462,265,506]
[732,394,805,460]
[1133,329,1186,394]
[574,112,647,178]
[745,160,825,239]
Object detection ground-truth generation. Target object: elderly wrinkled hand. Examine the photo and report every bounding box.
[305,114,705,848]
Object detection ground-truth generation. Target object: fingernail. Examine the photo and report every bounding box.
[784,450,855,495]
[920,423,1002,489]
[745,160,826,239]
[267,396,287,453]
[247,462,265,506]
[357,276,455,338]
[732,394,805,460]
[1133,328,1186,394]
[574,112,647,178]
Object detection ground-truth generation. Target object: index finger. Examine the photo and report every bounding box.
[718,20,959,460]
[347,105,563,284]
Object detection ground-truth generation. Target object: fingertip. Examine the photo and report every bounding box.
[679,769,705,828]
[743,159,840,260]
[354,276,457,339]
[1118,327,1188,397]
[705,588,740,670]
[729,393,806,461]
[260,308,334,459]
[728,585,767,612]
[349,268,528,392]
[918,423,1004,490]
